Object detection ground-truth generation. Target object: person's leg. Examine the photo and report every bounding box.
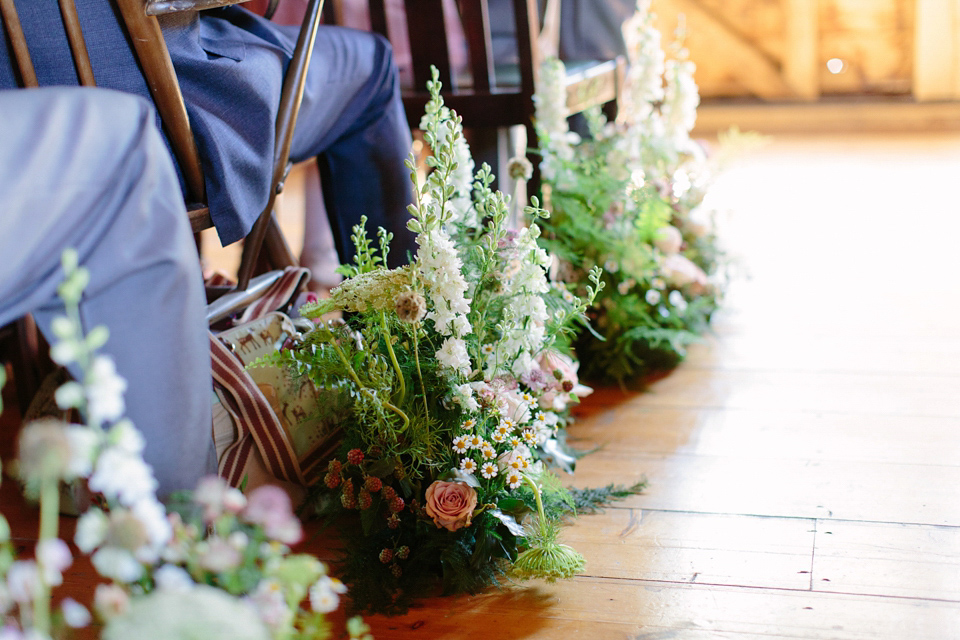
[287,26,417,268]
[299,163,344,291]
[0,87,215,496]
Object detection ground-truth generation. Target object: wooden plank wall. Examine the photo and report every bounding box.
[651,0,952,101]
[914,0,960,99]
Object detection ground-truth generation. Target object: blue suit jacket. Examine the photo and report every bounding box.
[0,2,291,245]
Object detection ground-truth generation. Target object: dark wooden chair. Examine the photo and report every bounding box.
[0,0,324,412]
[334,0,623,196]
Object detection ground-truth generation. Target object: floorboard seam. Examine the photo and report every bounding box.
[572,575,960,605]
[587,506,960,529]
[809,519,818,591]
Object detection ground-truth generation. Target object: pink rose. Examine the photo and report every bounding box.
[662,254,709,295]
[424,481,478,532]
[654,225,683,254]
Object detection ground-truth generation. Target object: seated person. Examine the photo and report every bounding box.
[488,0,633,65]
[0,2,417,269]
[0,87,215,497]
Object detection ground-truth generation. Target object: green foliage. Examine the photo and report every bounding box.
[535,122,726,385]
[281,68,599,614]
[567,480,648,514]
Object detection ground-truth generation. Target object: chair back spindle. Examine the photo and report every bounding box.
[0,0,38,87]
[459,0,494,92]
[58,0,97,86]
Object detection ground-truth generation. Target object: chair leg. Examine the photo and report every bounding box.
[525,121,541,204]
[10,315,49,415]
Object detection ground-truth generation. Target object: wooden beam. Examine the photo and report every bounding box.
[914,0,960,101]
[783,0,819,101]
[660,0,796,100]
[692,99,960,135]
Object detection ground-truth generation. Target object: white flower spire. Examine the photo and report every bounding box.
[533,58,579,185]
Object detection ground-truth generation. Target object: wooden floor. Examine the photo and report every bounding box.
[4,132,960,638]
[339,132,960,638]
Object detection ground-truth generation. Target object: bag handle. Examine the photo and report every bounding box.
[209,266,321,488]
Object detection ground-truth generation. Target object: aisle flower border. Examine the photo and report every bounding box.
[255,69,650,614]
[531,0,729,384]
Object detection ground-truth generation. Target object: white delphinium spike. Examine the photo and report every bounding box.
[620,0,665,125]
[660,19,700,148]
[533,58,579,186]
[409,70,476,376]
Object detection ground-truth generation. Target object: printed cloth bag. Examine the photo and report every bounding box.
[209,267,342,495]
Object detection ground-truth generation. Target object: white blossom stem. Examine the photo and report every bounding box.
[34,475,60,635]
[412,327,429,422]
[380,312,406,403]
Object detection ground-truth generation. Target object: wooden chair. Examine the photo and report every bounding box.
[332,0,624,195]
[0,0,324,411]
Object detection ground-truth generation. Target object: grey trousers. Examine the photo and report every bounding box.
[0,87,216,496]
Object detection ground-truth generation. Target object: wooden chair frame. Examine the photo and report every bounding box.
[342,0,623,195]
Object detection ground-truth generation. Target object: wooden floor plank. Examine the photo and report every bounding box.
[564,452,960,527]
[359,577,960,639]
[569,406,960,467]
[563,509,815,590]
[683,333,960,377]
[630,368,960,419]
[812,519,960,602]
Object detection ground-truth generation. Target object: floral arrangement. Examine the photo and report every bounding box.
[0,251,370,640]
[532,0,731,384]
[260,70,631,614]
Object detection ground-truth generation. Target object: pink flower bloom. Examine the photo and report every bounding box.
[194,476,247,524]
[94,583,130,620]
[537,349,592,411]
[242,485,302,545]
[662,254,709,295]
[424,481,478,532]
[198,537,243,573]
[37,538,72,586]
[654,225,683,254]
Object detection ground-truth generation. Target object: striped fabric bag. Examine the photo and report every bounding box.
[209,267,342,495]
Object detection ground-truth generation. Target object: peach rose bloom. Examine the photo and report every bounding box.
[654,225,683,255]
[424,481,478,532]
[662,254,709,295]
